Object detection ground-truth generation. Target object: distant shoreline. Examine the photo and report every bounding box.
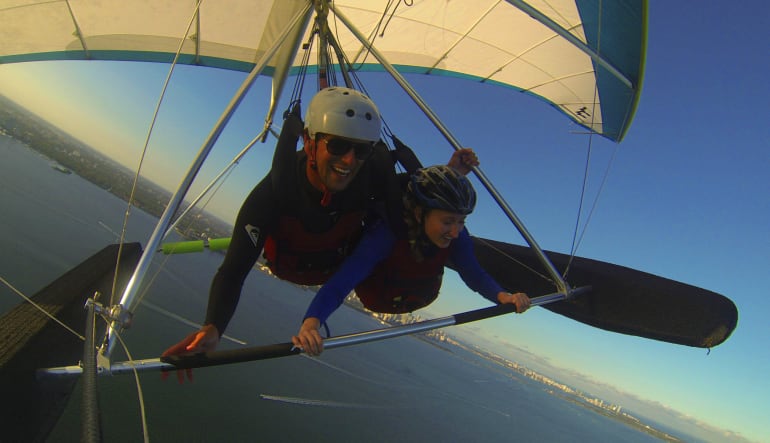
[0,93,233,241]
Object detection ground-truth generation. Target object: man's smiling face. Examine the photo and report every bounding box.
[308,134,368,193]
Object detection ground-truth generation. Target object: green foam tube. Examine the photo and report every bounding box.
[207,238,231,251]
[160,238,232,255]
[161,240,205,255]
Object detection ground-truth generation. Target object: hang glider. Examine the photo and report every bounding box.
[0,1,738,440]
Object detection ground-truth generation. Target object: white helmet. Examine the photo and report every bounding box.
[304,87,381,143]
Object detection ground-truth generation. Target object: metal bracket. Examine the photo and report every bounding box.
[85,293,133,330]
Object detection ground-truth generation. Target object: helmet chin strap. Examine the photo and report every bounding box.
[307,134,319,170]
[320,188,332,206]
[306,142,333,207]
[409,207,428,246]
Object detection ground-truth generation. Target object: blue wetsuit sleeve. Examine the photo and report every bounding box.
[450,228,504,304]
[304,219,395,323]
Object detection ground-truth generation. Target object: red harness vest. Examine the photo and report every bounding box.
[355,239,451,313]
[263,211,365,286]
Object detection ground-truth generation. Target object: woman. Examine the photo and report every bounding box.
[292,164,530,355]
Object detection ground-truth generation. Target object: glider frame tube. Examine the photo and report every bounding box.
[40,288,585,376]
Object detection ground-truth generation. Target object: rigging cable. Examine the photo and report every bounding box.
[474,239,554,286]
[110,0,204,306]
[286,22,316,114]
[0,276,85,341]
[347,0,412,70]
[569,142,618,258]
[563,0,617,280]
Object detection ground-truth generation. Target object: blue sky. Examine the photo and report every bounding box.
[1,2,768,441]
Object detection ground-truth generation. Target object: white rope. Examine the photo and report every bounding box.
[474,239,553,285]
[0,275,85,341]
[111,326,150,443]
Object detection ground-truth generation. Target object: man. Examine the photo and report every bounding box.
[163,87,476,368]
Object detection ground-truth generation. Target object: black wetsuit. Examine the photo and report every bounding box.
[204,110,395,335]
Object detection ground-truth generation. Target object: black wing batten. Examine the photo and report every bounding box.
[469,237,738,348]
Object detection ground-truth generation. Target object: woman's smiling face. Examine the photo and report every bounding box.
[420,208,466,248]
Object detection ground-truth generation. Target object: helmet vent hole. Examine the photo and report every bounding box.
[346,109,355,117]
[365,113,372,121]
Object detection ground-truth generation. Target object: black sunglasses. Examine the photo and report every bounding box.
[321,137,374,160]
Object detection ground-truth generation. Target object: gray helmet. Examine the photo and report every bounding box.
[408,165,476,215]
[304,87,381,143]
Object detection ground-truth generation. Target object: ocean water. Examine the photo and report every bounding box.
[0,135,663,442]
